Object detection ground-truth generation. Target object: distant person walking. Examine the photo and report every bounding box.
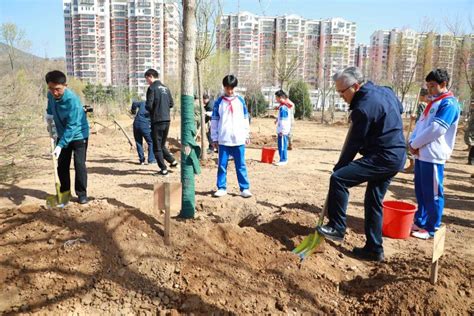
[144,69,178,176]
[274,90,293,166]
[131,100,156,165]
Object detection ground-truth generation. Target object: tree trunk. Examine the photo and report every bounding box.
[196,61,207,159]
[179,0,199,218]
[321,66,326,124]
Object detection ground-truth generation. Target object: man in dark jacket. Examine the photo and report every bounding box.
[316,67,406,262]
[131,100,155,165]
[144,69,177,175]
[203,93,215,153]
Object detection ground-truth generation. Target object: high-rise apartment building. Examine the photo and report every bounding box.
[355,44,370,78]
[63,0,179,95]
[217,13,356,88]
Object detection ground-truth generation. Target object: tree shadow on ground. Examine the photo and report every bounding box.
[87,166,155,176]
[0,183,49,206]
[0,204,230,314]
[88,158,137,165]
[119,183,154,191]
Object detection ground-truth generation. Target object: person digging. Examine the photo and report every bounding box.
[45,70,90,205]
[316,67,406,262]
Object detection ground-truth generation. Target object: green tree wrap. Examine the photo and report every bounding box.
[179,94,201,218]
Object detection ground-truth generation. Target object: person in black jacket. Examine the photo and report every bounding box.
[144,69,178,175]
[316,67,406,262]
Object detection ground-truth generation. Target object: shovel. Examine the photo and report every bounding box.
[292,122,354,261]
[46,134,71,208]
[292,194,328,260]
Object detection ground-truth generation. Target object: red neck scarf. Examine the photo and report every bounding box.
[422,91,454,118]
[278,101,292,110]
[223,96,236,114]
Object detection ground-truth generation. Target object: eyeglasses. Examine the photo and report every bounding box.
[336,84,354,95]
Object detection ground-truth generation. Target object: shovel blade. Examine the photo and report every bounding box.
[292,233,315,255]
[46,191,71,208]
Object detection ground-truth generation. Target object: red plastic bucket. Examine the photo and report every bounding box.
[382,201,417,239]
[261,147,276,163]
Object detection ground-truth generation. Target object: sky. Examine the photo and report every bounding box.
[0,0,472,58]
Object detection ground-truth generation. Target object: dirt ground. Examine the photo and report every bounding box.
[1,117,473,315]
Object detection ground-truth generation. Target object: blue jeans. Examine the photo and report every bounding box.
[414,159,444,235]
[217,145,250,191]
[327,158,397,254]
[133,124,155,163]
[278,134,289,162]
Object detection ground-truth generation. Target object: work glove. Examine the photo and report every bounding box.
[53,146,62,159]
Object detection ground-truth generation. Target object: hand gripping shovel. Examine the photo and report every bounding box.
[46,132,71,208]
[292,122,354,261]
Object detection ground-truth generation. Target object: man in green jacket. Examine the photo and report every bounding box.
[45,70,90,204]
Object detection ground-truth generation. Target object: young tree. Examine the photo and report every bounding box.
[0,23,30,72]
[202,50,230,97]
[195,0,222,159]
[179,0,200,218]
[273,45,301,89]
[386,29,420,105]
[445,16,473,107]
[245,83,268,117]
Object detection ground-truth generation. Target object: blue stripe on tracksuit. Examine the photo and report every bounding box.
[277,105,291,163]
[414,159,444,235]
[217,144,250,191]
[278,135,288,162]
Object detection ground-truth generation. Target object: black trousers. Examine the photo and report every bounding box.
[469,146,474,165]
[151,121,176,171]
[57,138,88,198]
[327,158,398,254]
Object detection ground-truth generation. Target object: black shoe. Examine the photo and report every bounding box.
[316,225,344,242]
[157,169,169,176]
[78,196,88,204]
[352,246,384,262]
[170,161,178,168]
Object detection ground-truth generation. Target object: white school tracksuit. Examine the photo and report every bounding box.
[211,95,250,192]
[276,103,292,163]
[409,91,460,236]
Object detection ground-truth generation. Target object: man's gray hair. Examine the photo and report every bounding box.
[332,67,365,86]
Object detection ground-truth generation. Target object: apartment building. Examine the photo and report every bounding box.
[355,44,370,79]
[217,13,356,89]
[63,0,179,95]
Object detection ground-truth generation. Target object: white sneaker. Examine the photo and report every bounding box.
[411,223,422,232]
[275,161,288,166]
[213,189,227,197]
[240,189,252,198]
[411,229,433,240]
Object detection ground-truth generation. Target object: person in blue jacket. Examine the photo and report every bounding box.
[409,69,460,240]
[316,67,406,262]
[131,101,156,165]
[45,70,90,204]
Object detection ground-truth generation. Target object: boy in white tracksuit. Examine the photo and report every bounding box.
[211,75,252,198]
[408,69,460,239]
[274,90,292,165]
